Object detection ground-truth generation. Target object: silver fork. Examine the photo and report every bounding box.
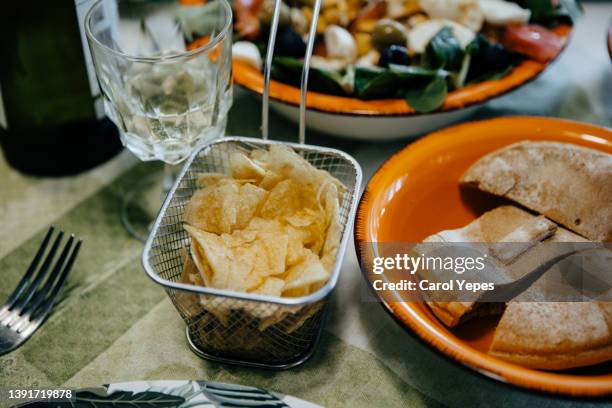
[0,226,82,355]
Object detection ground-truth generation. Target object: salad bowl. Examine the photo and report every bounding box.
[234,44,566,140]
[232,0,576,140]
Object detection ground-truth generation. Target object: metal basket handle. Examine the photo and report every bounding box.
[261,0,321,144]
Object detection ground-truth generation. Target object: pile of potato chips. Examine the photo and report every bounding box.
[182,144,345,299]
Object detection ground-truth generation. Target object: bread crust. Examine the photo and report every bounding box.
[427,302,475,327]
[489,342,612,370]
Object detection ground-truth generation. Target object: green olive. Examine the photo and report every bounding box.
[371,19,408,52]
[258,0,291,27]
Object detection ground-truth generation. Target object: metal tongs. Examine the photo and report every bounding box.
[260,0,322,144]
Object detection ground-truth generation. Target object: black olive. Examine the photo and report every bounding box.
[467,34,512,80]
[379,45,411,68]
[481,42,510,71]
[274,28,306,58]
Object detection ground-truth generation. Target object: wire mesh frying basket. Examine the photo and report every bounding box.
[142,0,362,369]
[143,138,360,368]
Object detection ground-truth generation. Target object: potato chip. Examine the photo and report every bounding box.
[281,287,310,298]
[284,208,318,228]
[179,247,201,284]
[259,179,319,219]
[319,182,342,271]
[198,172,258,187]
[190,241,213,287]
[285,225,311,267]
[282,253,330,295]
[257,230,288,276]
[185,224,262,292]
[184,180,238,234]
[244,217,283,234]
[253,277,285,297]
[196,173,230,187]
[302,217,328,256]
[200,296,232,326]
[184,179,266,234]
[220,229,257,248]
[235,183,268,229]
[281,204,327,257]
[248,147,270,164]
[258,169,283,190]
[177,249,206,314]
[258,144,346,194]
[230,151,266,181]
[258,179,300,219]
[283,303,323,334]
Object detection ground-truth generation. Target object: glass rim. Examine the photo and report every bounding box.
[85,0,233,63]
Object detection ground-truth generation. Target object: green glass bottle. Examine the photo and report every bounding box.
[0,0,123,176]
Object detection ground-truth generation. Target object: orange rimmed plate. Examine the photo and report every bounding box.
[354,116,612,396]
[233,26,572,140]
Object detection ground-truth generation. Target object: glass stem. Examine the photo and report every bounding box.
[162,163,181,197]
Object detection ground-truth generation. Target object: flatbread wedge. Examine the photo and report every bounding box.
[423,205,559,327]
[489,302,612,370]
[423,204,594,328]
[460,141,612,241]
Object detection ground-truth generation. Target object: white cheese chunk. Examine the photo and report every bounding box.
[419,0,484,31]
[232,41,262,71]
[324,25,358,61]
[478,0,532,25]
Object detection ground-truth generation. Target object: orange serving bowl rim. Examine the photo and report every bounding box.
[354,116,612,396]
[233,26,572,117]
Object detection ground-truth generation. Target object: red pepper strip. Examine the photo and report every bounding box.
[502,24,566,63]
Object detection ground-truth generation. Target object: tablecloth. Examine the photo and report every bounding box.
[1,3,610,407]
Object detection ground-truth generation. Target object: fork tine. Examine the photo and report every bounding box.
[21,235,75,318]
[7,230,64,316]
[1,226,54,311]
[31,240,82,324]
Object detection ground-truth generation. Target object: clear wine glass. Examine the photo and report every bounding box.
[85,0,232,240]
